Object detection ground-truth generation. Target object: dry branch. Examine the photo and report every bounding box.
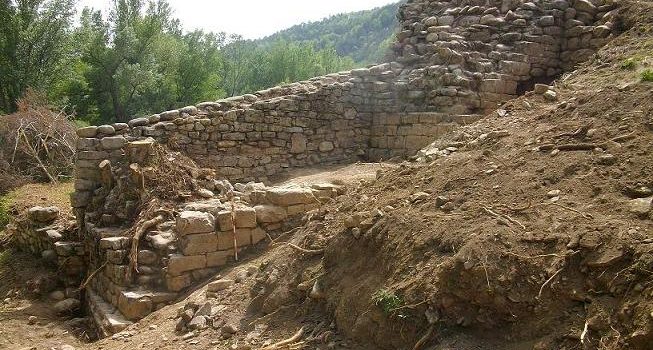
[278,242,325,255]
[538,143,605,151]
[78,261,108,290]
[260,327,305,350]
[413,325,435,350]
[547,203,594,219]
[129,214,165,275]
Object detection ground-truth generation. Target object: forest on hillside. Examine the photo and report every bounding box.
[258,2,401,64]
[0,0,398,124]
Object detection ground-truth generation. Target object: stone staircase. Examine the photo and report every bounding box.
[83,182,345,335]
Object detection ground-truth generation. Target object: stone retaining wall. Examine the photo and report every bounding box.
[10,207,85,288]
[392,0,619,112]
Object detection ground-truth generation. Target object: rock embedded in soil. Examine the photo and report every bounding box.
[207,279,235,292]
[49,290,65,301]
[628,197,652,218]
[222,323,238,334]
[543,90,558,101]
[54,298,80,314]
[188,315,208,330]
[534,84,550,94]
[410,191,430,203]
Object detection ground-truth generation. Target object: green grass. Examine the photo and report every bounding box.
[372,289,406,318]
[0,249,10,266]
[641,69,653,82]
[620,58,638,70]
[73,119,91,128]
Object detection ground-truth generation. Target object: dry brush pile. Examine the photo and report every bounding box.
[0,90,77,194]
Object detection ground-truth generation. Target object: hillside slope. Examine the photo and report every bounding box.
[257,2,402,63]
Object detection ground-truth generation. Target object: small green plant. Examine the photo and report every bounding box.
[641,69,653,82]
[620,58,638,70]
[73,119,91,128]
[372,289,405,317]
[0,195,10,230]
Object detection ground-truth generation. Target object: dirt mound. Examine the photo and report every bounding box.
[250,3,653,349]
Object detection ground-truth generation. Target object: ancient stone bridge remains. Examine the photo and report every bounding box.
[14,0,621,336]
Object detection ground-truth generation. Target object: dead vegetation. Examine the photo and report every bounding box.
[0,89,76,193]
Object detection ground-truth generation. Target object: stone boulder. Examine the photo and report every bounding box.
[54,298,80,314]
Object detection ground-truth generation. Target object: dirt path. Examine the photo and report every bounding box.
[0,298,85,350]
[276,162,396,187]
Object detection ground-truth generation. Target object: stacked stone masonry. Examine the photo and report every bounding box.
[67,0,621,336]
[10,206,86,289]
[82,174,343,333]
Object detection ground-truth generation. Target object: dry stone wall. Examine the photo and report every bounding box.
[392,0,619,112]
[73,1,620,188]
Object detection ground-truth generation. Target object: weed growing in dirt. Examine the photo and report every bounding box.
[641,69,653,82]
[0,195,10,230]
[620,58,638,70]
[372,289,405,317]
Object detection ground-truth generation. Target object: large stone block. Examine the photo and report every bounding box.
[76,126,98,138]
[176,211,215,236]
[290,133,307,153]
[254,205,288,224]
[118,291,153,321]
[216,206,257,231]
[180,233,218,255]
[167,254,206,276]
[100,136,127,150]
[216,229,252,251]
[28,206,60,223]
[251,227,267,245]
[99,237,130,250]
[166,274,191,292]
[206,250,234,267]
[266,187,317,207]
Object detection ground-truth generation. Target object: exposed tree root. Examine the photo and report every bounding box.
[537,267,564,300]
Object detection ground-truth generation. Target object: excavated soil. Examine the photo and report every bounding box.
[3,2,653,350]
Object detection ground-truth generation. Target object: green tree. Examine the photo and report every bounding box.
[76,0,174,122]
[71,0,227,123]
[0,0,76,113]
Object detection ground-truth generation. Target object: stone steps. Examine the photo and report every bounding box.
[87,289,132,337]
